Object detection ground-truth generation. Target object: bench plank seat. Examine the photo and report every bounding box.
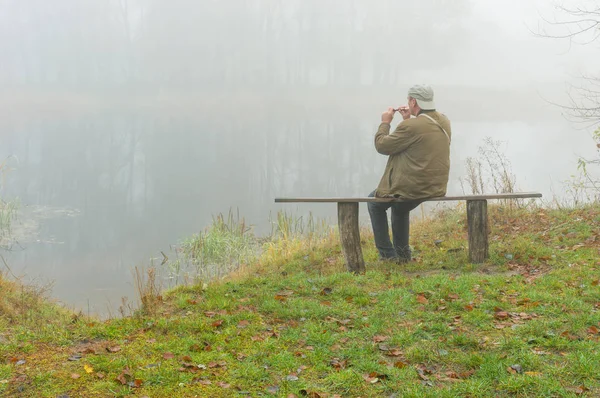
[275,192,542,203]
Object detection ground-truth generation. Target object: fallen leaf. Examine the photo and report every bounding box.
[286,374,299,381]
[566,386,589,395]
[464,304,474,312]
[208,360,227,368]
[163,352,175,360]
[416,364,433,380]
[116,367,133,385]
[15,360,26,366]
[525,372,543,377]
[96,373,105,379]
[459,369,476,379]
[70,373,80,379]
[82,348,96,355]
[68,355,82,361]
[363,371,388,384]
[204,311,217,318]
[187,299,198,305]
[588,326,599,335]
[386,349,403,357]
[561,331,579,341]
[274,295,288,302]
[181,361,196,369]
[84,364,94,374]
[320,287,333,295]
[416,370,430,381]
[132,379,143,388]
[378,344,390,351]
[508,364,523,374]
[373,335,389,343]
[238,320,250,328]
[494,311,509,320]
[106,346,121,353]
[394,361,408,368]
[212,320,224,328]
[330,358,348,370]
[447,293,460,301]
[416,294,429,304]
[445,371,460,379]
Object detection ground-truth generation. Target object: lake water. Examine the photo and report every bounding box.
[1,94,596,318]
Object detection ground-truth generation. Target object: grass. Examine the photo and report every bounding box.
[164,210,258,286]
[1,203,600,397]
[0,199,18,246]
[0,157,19,242]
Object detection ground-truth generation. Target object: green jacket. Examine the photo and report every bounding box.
[374,111,451,199]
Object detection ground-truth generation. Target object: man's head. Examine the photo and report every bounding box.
[407,84,435,116]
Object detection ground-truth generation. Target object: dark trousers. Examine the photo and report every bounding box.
[367,190,423,261]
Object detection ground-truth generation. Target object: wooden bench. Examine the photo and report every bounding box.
[275,192,542,273]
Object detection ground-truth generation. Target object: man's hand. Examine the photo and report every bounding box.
[381,107,395,124]
[398,106,411,120]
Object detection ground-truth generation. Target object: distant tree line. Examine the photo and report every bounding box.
[0,0,473,91]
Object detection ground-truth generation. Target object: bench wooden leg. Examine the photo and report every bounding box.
[467,199,488,263]
[337,202,366,274]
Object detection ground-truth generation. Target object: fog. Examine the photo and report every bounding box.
[0,0,597,316]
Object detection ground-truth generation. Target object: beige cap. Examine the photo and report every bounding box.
[408,84,436,110]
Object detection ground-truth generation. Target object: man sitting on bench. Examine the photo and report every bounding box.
[368,84,452,264]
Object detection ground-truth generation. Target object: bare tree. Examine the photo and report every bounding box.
[533,2,600,124]
[534,1,600,197]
